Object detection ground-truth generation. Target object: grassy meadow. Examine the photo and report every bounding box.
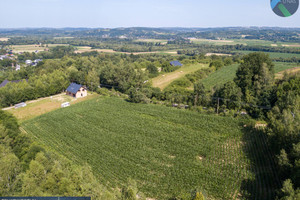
[152,63,208,89]
[8,44,69,53]
[22,97,280,199]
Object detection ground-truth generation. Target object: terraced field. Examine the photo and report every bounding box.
[22,97,280,199]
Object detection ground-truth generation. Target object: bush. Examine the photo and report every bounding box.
[96,88,110,96]
[209,60,224,70]
[168,77,191,88]
[128,87,149,103]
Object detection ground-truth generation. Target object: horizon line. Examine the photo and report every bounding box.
[1,26,300,30]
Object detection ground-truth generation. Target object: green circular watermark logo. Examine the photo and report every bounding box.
[271,0,299,17]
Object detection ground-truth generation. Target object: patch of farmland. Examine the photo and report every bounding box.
[134,39,168,44]
[205,53,232,56]
[0,37,10,41]
[201,64,239,89]
[190,38,299,47]
[273,62,300,73]
[234,50,300,59]
[74,46,178,55]
[22,97,280,199]
[9,44,68,53]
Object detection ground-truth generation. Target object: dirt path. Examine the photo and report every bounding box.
[275,67,300,79]
[152,63,207,89]
[2,93,65,111]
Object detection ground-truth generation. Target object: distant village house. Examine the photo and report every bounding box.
[66,83,87,98]
[25,59,42,66]
[15,64,21,71]
[0,79,28,88]
[170,60,183,67]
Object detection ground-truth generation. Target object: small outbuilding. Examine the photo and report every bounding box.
[170,60,183,67]
[66,83,87,98]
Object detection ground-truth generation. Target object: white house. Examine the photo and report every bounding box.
[66,83,87,98]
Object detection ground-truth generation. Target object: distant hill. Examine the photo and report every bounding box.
[1,27,299,42]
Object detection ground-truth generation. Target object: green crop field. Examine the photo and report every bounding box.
[201,64,239,89]
[234,50,300,59]
[22,97,279,200]
[190,38,300,47]
[201,62,299,89]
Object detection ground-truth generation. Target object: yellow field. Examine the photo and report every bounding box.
[5,92,98,122]
[75,47,120,54]
[190,38,234,43]
[282,44,300,47]
[53,37,74,39]
[9,44,68,53]
[152,63,208,90]
[205,53,232,56]
[0,37,9,41]
[134,39,168,44]
[74,46,178,55]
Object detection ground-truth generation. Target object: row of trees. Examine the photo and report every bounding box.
[1,52,188,107]
[267,74,300,199]
[0,70,69,107]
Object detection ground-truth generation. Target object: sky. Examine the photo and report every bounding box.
[1,0,299,28]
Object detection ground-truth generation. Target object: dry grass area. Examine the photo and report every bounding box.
[6,92,98,122]
[0,37,9,41]
[205,53,232,56]
[162,51,178,54]
[53,37,74,39]
[75,46,178,55]
[275,67,300,79]
[152,63,207,90]
[74,46,93,53]
[282,44,300,47]
[271,44,278,47]
[190,38,234,43]
[9,44,68,53]
[135,39,167,43]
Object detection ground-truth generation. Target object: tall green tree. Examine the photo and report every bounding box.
[235,52,274,101]
[234,52,275,117]
[194,82,207,106]
[86,69,100,91]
